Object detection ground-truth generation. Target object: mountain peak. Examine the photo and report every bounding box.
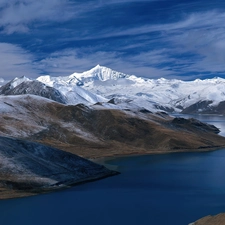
[0,76,32,95]
[76,65,129,81]
[92,64,101,69]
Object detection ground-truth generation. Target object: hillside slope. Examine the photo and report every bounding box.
[0,135,117,199]
[189,213,225,225]
[1,95,225,158]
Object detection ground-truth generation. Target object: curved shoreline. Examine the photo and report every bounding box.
[91,145,225,163]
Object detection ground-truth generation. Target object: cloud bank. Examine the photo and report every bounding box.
[0,43,37,80]
[0,0,225,80]
[0,0,73,34]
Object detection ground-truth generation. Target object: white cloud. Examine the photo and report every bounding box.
[97,10,225,78]
[0,0,73,33]
[0,42,221,82]
[164,23,225,75]
[81,11,225,40]
[0,43,38,80]
[33,48,172,78]
[0,3,225,80]
[0,43,173,80]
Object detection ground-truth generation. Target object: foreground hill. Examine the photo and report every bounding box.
[189,213,225,225]
[0,135,117,199]
[1,95,225,159]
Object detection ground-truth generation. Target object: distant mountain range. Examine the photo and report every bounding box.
[1,65,225,114]
[37,65,225,114]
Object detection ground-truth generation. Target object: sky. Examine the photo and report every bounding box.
[0,0,225,81]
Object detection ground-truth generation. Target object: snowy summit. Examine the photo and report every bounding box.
[1,65,225,114]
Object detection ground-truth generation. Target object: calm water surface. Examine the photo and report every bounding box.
[1,115,225,225]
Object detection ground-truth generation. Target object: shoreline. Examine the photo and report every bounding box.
[0,169,119,200]
[2,145,225,225]
[91,145,225,164]
[1,145,225,201]
[92,147,225,225]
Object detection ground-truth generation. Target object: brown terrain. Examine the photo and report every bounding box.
[0,135,118,199]
[1,94,225,200]
[190,213,225,225]
[1,95,225,159]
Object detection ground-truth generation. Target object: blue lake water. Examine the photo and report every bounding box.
[1,115,225,225]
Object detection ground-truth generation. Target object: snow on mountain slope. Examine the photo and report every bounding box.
[37,65,225,113]
[37,67,108,105]
[2,94,225,161]
[2,65,225,113]
[0,95,55,137]
[56,84,107,105]
[37,64,129,87]
[0,76,31,94]
[71,64,128,82]
[0,94,102,140]
[0,79,67,104]
[83,71,225,112]
[0,74,107,106]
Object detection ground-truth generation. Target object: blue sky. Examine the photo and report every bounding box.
[0,0,225,80]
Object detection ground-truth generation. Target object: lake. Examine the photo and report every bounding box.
[1,115,225,225]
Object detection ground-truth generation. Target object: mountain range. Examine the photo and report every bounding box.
[36,65,225,114]
[1,65,225,199]
[1,65,225,114]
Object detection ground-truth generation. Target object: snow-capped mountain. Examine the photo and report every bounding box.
[37,65,225,114]
[1,65,225,114]
[37,64,128,86]
[0,74,107,105]
[0,77,67,104]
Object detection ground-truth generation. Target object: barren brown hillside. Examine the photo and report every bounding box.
[190,213,225,225]
[1,95,225,159]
